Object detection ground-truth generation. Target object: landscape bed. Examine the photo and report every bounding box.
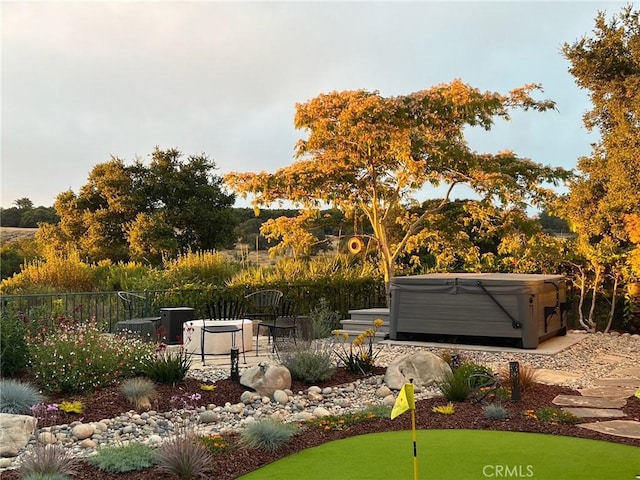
[1,368,638,480]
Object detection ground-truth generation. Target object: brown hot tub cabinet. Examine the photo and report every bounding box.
[389,273,569,349]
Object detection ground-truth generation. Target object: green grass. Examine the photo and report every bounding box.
[238,429,640,480]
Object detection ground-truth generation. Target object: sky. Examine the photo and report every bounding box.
[0,1,628,209]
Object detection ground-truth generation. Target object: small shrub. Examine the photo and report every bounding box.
[432,403,455,415]
[197,434,232,454]
[156,433,214,479]
[87,442,157,473]
[280,346,335,383]
[307,411,378,431]
[57,401,84,414]
[121,377,158,409]
[141,347,191,386]
[436,371,470,402]
[27,320,156,394]
[484,403,509,420]
[21,473,72,480]
[454,362,495,389]
[332,318,383,375]
[517,364,539,391]
[308,298,341,339]
[18,443,77,479]
[362,404,392,418]
[0,314,30,376]
[0,379,43,414]
[239,419,298,452]
[524,407,579,424]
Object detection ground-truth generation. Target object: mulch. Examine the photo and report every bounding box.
[1,368,639,480]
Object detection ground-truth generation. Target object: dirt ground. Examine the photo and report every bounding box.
[0,227,37,244]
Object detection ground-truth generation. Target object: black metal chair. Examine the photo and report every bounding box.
[201,298,248,369]
[244,290,283,355]
[258,299,299,354]
[113,291,161,341]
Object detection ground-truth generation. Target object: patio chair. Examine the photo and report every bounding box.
[244,289,283,354]
[113,291,161,341]
[257,299,299,354]
[201,298,248,367]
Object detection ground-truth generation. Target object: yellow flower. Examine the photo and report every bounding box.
[352,336,364,347]
[373,318,384,329]
[200,384,216,391]
[342,332,349,340]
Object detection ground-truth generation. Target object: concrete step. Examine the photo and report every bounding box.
[339,319,390,333]
[348,308,390,322]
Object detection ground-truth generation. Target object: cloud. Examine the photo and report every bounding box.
[1,1,624,207]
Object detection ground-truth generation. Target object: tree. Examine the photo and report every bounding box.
[561,5,640,330]
[38,148,236,263]
[225,81,570,297]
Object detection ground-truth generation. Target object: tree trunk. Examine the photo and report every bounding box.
[604,274,619,333]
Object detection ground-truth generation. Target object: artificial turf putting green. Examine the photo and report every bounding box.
[238,429,640,480]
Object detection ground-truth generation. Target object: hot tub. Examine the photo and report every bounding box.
[389,273,569,349]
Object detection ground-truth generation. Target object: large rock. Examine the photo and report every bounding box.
[240,363,292,398]
[0,413,36,457]
[384,352,452,390]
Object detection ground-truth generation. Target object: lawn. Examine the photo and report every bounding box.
[239,429,640,480]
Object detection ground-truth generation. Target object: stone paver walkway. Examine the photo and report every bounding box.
[552,373,640,439]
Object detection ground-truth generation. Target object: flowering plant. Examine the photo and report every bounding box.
[27,319,156,394]
[332,318,383,375]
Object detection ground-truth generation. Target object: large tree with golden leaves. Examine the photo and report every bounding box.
[225,80,570,298]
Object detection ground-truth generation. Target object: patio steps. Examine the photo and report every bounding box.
[335,308,390,343]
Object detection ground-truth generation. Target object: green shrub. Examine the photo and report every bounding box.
[21,473,73,480]
[0,314,30,376]
[18,444,77,479]
[454,362,495,389]
[484,403,509,420]
[309,298,341,339]
[27,321,156,394]
[141,348,191,386]
[156,433,214,479]
[120,377,158,410]
[525,407,579,424]
[0,251,95,294]
[86,442,157,473]
[280,346,335,383]
[437,362,495,401]
[161,251,240,287]
[362,404,392,418]
[333,318,383,374]
[436,370,470,401]
[239,419,298,452]
[0,379,43,414]
[196,433,232,454]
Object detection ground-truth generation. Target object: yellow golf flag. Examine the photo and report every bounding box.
[391,383,415,419]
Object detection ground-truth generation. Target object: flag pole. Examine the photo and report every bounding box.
[410,380,418,480]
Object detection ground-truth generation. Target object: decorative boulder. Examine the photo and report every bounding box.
[240,363,292,398]
[0,413,36,457]
[384,352,452,390]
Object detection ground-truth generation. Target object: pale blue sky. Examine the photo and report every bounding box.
[1,1,626,208]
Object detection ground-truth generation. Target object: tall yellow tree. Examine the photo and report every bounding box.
[225,80,570,298]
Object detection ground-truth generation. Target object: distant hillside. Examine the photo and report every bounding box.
[0,227,38,244]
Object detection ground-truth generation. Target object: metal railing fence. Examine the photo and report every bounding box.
[0,280,386,332]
